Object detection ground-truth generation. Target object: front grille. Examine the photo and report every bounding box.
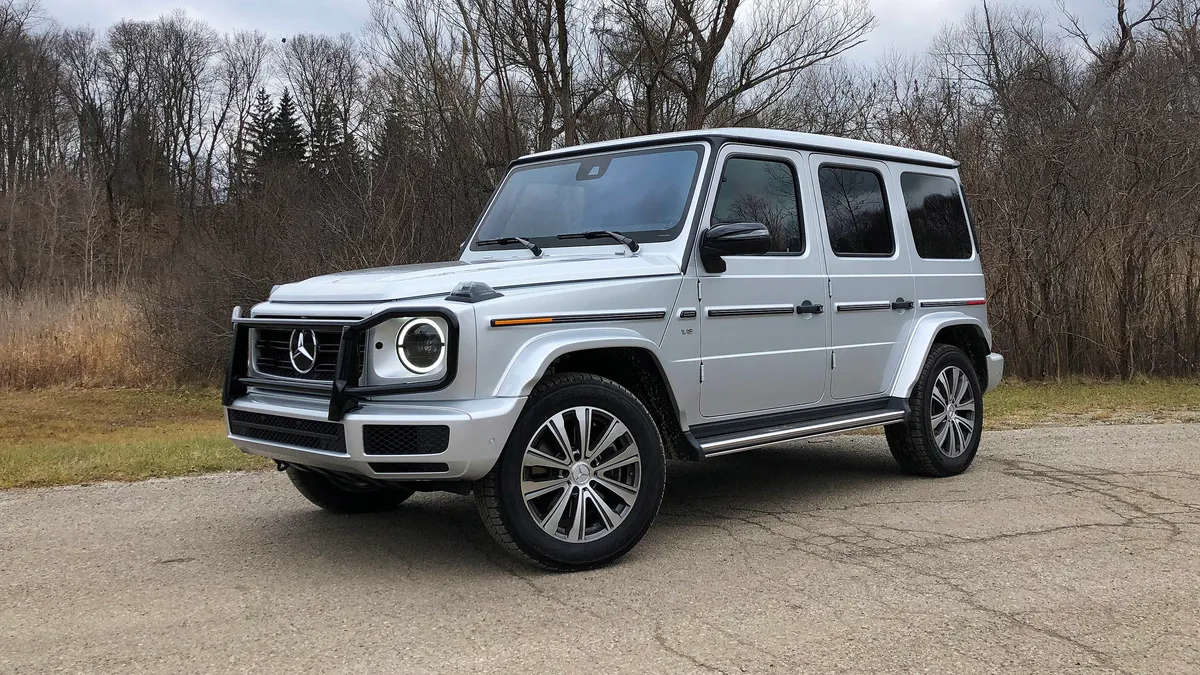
[253,327,365,381]
[362,425,451,455]
[228,410,346,453]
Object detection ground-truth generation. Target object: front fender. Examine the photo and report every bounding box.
[889,312,990,400]
[492,327,666,398]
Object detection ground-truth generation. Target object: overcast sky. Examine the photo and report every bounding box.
[36,0,1119,60]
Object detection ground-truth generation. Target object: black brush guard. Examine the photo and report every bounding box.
[222,307,459,422]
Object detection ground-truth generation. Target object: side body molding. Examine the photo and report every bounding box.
[889,312,992,400]
[492,327,672,399]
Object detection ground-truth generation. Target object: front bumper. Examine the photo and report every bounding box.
[985,352,1004,393]
[226,391,525,482]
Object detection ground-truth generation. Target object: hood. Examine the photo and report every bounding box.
[269,254,682,303]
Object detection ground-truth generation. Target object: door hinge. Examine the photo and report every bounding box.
[831,351,837,369]
[700,362,705,383]
[697,279,702,301]
[828,278,833,298]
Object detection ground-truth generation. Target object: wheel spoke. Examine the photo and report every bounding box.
[935,417,951,450]
[595,475,639,505]
[957,399,976,413]
[953,414,974,439]
[587,486,626,531]
[587,417,628,460]
[954,371,971,405]
[524,446,570,471]
[933,371,949,406]
[538,486,573,536]
[595,443,640,473]
[930,409,948,428]
[522,477,569,501]
[952,421,967,457]
[572,407,592,461]
[546,412,574,456]
[569,488,588,542]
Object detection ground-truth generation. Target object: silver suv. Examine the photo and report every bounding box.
[224,129,1004,570]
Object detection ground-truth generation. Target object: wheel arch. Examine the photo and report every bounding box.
[890,313,992,400]
[493,329,698,461]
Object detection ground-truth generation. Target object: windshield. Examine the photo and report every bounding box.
[471,144,705,250]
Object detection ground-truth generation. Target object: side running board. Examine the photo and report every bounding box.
[691,399,908,458]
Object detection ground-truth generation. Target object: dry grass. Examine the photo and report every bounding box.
[0,290,167,389]
[984,378,1200,429]
[0,387,267,489]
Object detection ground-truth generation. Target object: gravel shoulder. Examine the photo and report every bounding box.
[2,424,1198,674]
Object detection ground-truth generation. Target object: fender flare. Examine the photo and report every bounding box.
[492,327,670,398]
[889,312,991,400]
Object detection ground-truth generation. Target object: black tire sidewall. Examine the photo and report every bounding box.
[919,348,983,474]
[496,378,666,567]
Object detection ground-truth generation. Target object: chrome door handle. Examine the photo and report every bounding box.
[796,301,824,315]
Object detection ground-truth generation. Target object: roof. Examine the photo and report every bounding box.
[518,128,959,169]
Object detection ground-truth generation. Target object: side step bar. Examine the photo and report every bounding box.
[697,405,907,458]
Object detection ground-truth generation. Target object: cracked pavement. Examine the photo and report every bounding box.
[2,423,1198,674]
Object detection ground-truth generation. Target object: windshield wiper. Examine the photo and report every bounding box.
[475,236,542,257]
[557,230,640,253]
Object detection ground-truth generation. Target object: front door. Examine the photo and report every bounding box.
[698,146,828,418]
[809,155,916,400]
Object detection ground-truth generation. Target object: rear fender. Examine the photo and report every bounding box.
[889,313,990,400]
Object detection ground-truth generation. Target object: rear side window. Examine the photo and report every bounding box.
[712,157,804,254]
[900,173,974,259]
[818,166,894,256]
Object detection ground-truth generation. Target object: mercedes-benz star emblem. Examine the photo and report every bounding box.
[288,329,319,374]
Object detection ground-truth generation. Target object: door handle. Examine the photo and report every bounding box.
[891,298,914,311]
[796,301,824,315]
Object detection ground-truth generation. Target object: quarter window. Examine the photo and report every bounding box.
[900,173,974,259]
[712,157,804,254]
[817,166,895,257]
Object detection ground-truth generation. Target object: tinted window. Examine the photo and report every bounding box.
[818,166,894,256]
[900,173,974,259]
[474,145,703,249]
[712,157,803,254]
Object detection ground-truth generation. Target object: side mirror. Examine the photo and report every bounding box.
[699,222,772,273]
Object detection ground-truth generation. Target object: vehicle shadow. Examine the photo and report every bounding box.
[219,437,904,578]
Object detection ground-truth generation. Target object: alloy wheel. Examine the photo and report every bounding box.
[519,406,642,543]
[930,365,976,458]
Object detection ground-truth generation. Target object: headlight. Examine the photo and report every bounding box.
[396,318,447,374]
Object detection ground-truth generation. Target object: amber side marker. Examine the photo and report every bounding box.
[491,317,555,327]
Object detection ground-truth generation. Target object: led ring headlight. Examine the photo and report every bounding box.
[396,318,447,374]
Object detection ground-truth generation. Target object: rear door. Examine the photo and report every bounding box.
[698,145,829,418]
[809,155,916,400]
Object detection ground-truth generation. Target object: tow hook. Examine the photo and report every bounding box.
[274,460,290,472]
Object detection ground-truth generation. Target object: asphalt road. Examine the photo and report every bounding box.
[2,424,1198,674]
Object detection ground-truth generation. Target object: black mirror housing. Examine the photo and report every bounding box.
[699,222,772,273]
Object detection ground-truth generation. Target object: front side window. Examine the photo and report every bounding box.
[900,173,974,259]
[818,166,895,257]
[472,145,704,250]
[711,157,804,254]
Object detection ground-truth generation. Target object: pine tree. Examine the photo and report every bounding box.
[246,88,275,163]
[308,93,344,176]
[240,88,275,193]
[268,88,307,165]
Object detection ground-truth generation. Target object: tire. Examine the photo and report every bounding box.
[886,343,983,477]
[286,467,414,514]
[474,372,667,571]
